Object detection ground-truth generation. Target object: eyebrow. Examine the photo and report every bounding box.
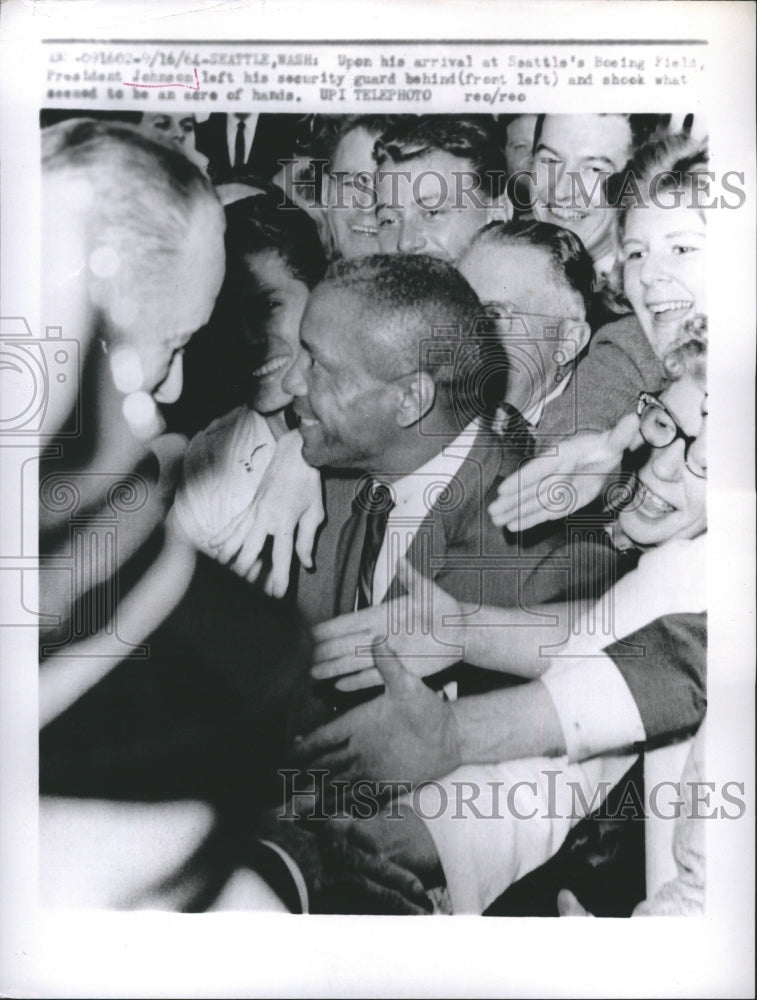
[535,143,616,168]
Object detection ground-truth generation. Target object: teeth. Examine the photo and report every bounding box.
[548,207,587,221]
[299,416,319,427]
[252,356,289,378]
[647,300,694,316]
[638,481,676,514]
[351,225,377,235]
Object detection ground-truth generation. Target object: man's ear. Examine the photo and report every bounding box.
[557,318,591,362]
[395,371,436,428]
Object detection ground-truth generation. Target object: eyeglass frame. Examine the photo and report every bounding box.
[636,390,707,479]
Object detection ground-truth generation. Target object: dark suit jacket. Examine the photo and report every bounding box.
[194,113,305,183]
[296,427,618,628]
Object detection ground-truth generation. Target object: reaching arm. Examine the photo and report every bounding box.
[312,555,588,691]
[488,411,641,531]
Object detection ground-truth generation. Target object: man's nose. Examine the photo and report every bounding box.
[281,349,308,397]
[153,350,184,404]
[649,439,686,482]
[397,216,427,254]
[549,162,573,204]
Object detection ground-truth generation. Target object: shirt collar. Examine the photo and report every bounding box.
[380,419,480,513]
[522,368,573,427]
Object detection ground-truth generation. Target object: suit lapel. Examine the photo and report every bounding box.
[386,427,506,600]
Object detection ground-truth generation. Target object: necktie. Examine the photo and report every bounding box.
[354,479,395,609]
[499,402,536,459]
[233,119,246,169]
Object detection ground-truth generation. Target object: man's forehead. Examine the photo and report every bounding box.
[540,114,632,162]
[332,127,379,173]
[304,285,393,365]
[377,149,478,199]
[303,285,360,339]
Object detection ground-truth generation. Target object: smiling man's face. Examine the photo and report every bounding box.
[532,114,633,261]
[376,149,494,263]
[327,126,381,259]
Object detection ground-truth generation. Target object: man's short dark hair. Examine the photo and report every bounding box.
[469,219,596,319]
[319,253,507,424]
[532,113,661,157]
[323,115,403,171]
[224,191,328,290]
[374,115,508,200]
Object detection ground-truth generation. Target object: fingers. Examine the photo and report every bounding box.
[229,527,269,578]
[342,864,432,915]
[213,514,261,567]
[488,461,561,531]
[312,608,382,644]
[243,558,263,584]
[295,500,325,571]
[209,503,248,549]
[312,630,374,668]
[312,655,371,684]
[334,668,383,692]
[303,747,358,779]
[291,720,351,760]
[371,640,414,694]
[265,528,294,599]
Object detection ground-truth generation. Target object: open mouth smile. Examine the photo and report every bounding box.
[636,479,676,516]
[645,299,695,322]
[253,355,290,378]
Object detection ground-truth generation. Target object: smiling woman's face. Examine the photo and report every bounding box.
[242,250,310,415]
[617,373,707,548]
[622,199,706,360]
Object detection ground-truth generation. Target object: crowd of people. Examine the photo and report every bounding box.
[38,110,708,916]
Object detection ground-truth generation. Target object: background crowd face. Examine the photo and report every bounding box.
[532,114,633,261]
[327,125,382,259]
[503,114,537,177]
[241,249,311,415]
[283,287,403,470]
[622,198,707,360]
[458,240,588,404]
[376,149,496,263]
[618,374,707,547]
[137,113,210,175]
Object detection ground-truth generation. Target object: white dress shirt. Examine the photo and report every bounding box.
[369,420,480,605]
[226,113,259,168]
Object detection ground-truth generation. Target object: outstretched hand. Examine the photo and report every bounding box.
[488,412,642,531]
[311,555,466,692]
[209,428,324,597]
[293,640,462,788]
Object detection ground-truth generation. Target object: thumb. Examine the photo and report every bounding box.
[371,639,414,694]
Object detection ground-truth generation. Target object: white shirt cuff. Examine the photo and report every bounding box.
[540,653,646,763]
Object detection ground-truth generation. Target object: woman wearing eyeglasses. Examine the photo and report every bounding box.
[307,331,707,914]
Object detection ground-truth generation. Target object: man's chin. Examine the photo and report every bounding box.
[300,440,325,468]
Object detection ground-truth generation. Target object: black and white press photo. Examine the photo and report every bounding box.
[1,3,754,997]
